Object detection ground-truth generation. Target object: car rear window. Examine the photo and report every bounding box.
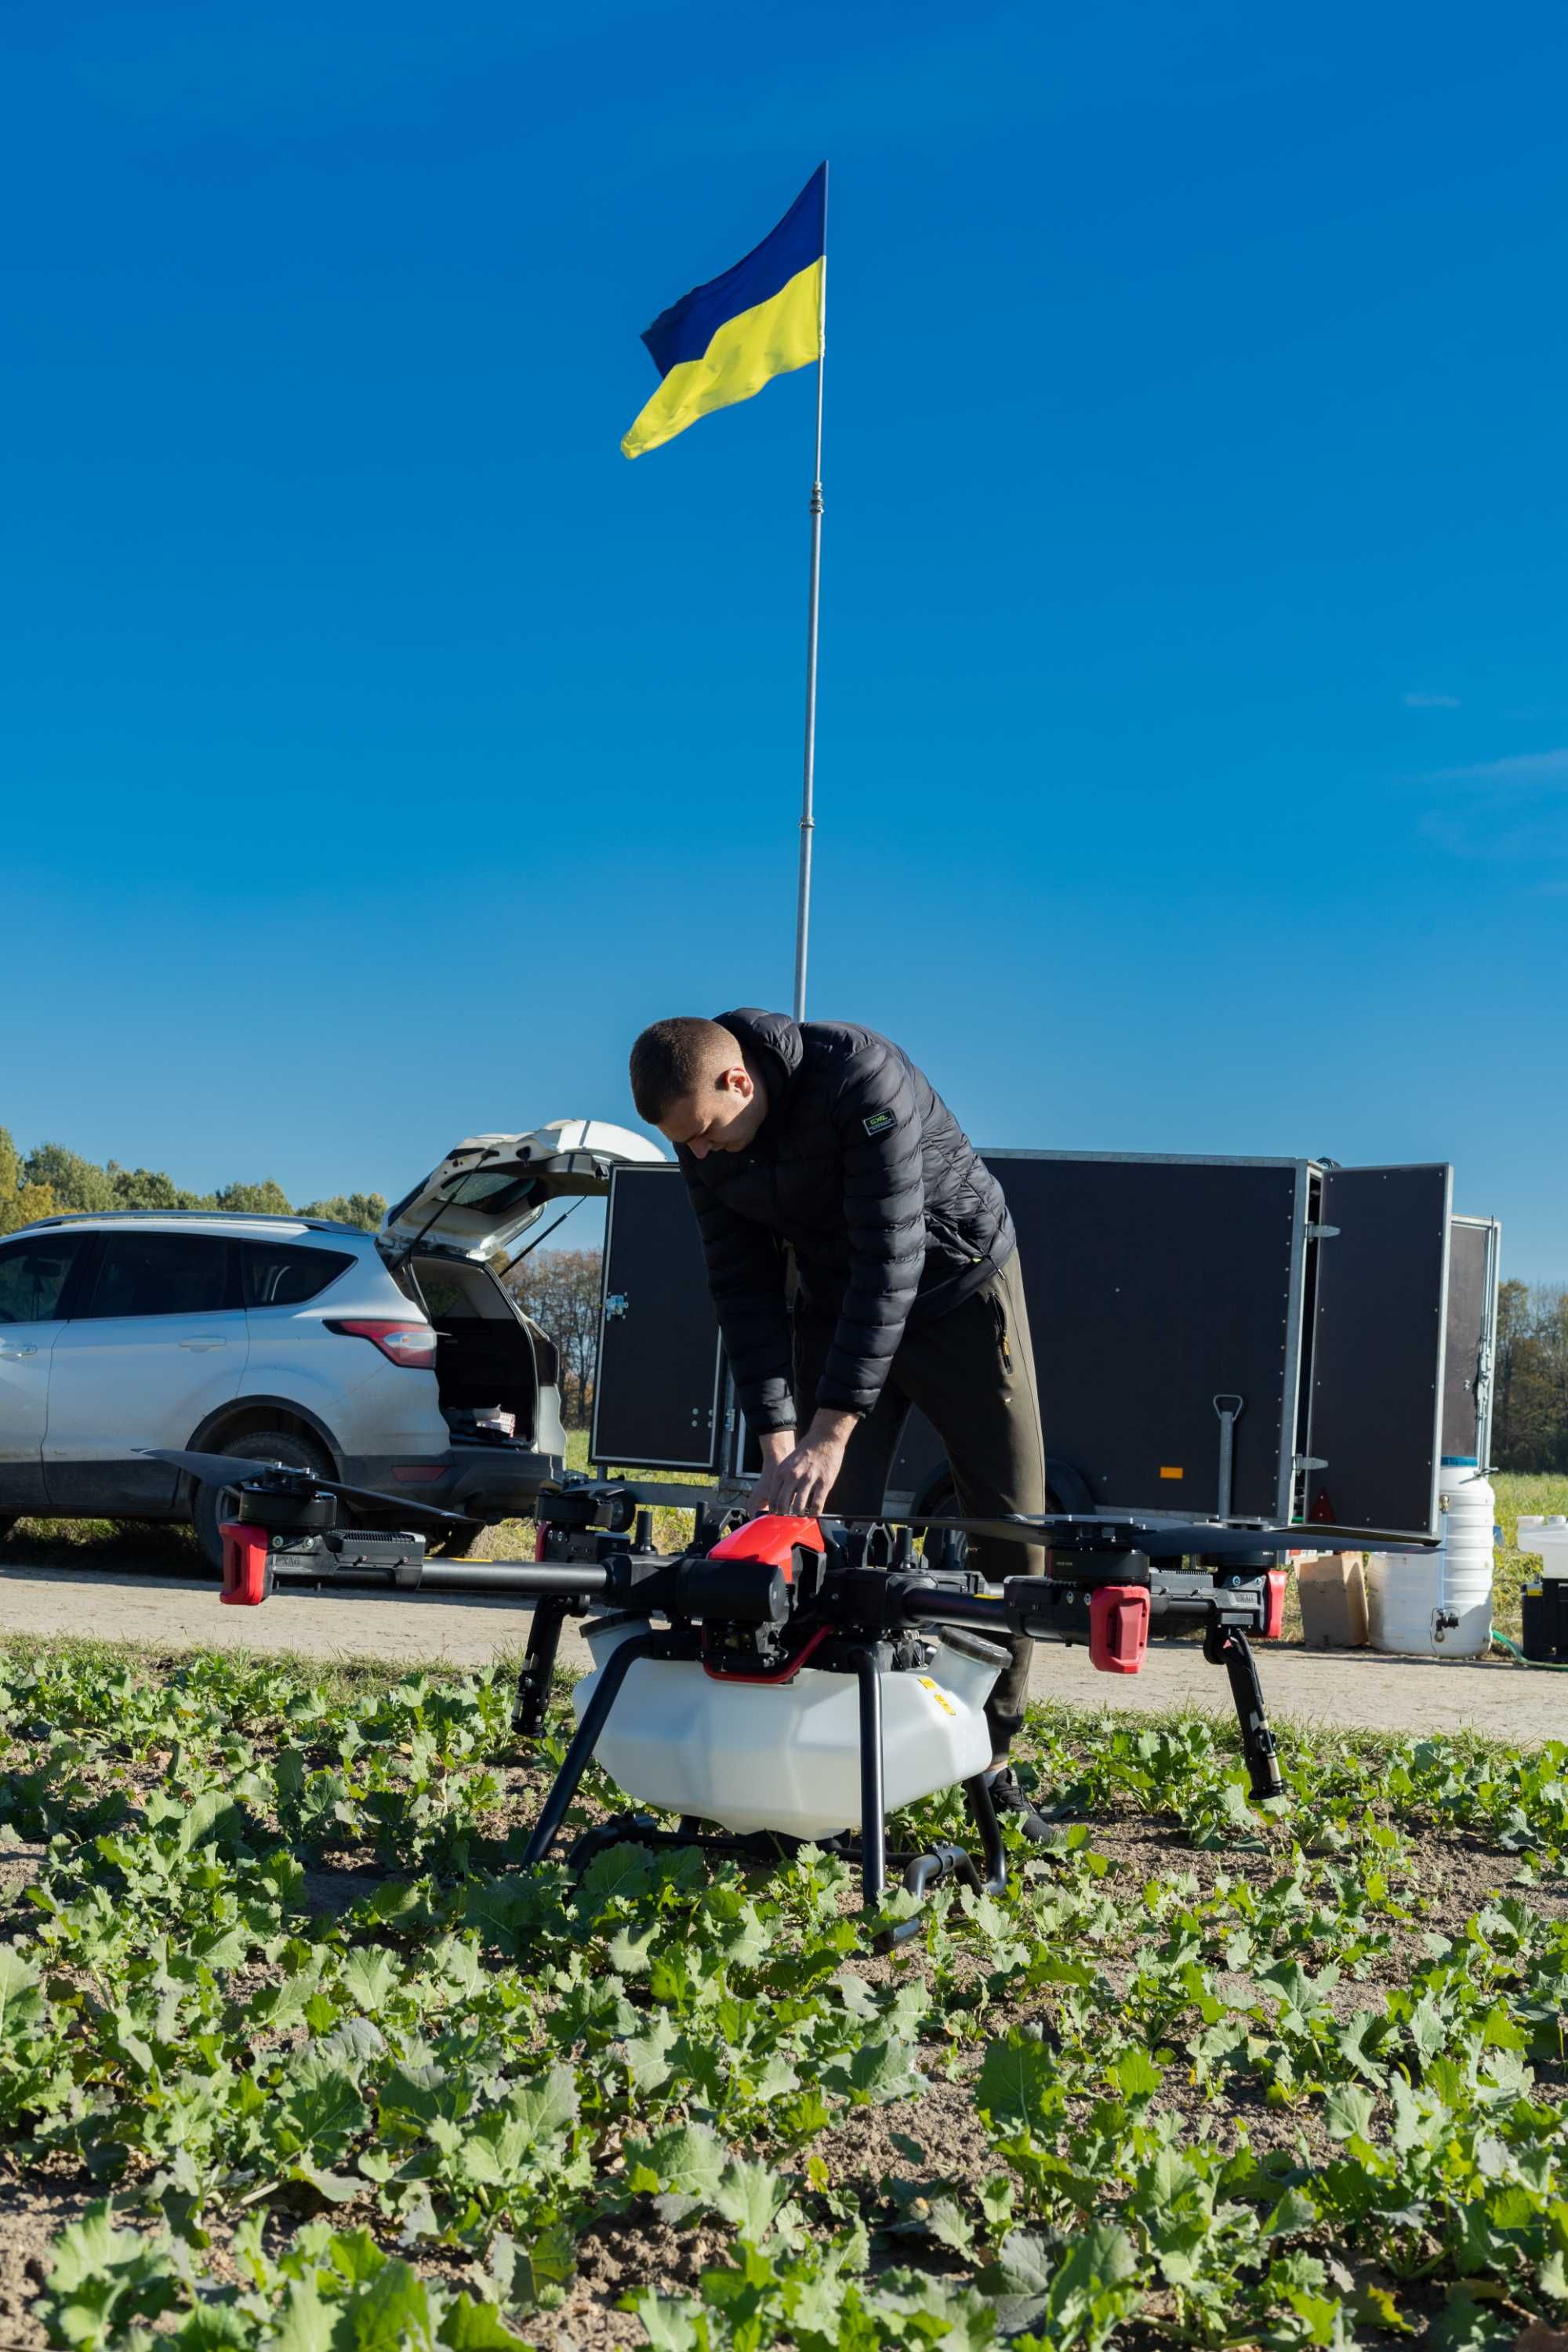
[448,1172,543,1215]
[82,1233,235,1318]
[241,1241,355,1308]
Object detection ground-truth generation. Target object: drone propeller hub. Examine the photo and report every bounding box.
[231,1483,338,1534]
[141,1446,474,1530]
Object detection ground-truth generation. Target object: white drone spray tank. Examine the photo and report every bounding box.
[571,1515,1005,1838]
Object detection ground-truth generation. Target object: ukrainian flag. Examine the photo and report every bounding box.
[622,166,826,461]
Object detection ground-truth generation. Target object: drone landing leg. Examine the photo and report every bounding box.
[512,1594,572,1738]
[1205,1621,1282,1801]
[564,1813,663,1875]
[854,1649,887,1907]
[964,1770,1008,1896]
[873,1773,1014,1953]
[521,1633,655,1867]
[564,1816,820,1878]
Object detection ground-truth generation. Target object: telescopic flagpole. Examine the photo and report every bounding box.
[792,169,827,1024]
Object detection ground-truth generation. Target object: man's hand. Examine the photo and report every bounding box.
[746,1427,797,1513]
[748,1410,859,1518]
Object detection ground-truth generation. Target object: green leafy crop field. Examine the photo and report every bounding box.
[1,1642,1566,2350]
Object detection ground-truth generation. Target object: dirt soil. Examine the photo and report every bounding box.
[0,2182,85,2352]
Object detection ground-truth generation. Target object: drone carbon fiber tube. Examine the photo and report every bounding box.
[267,1560,611,1599]
[854,1649,886,1905]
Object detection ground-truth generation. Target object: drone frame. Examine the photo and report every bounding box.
[183,1456,1436,1947]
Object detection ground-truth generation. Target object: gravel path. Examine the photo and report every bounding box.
[1,1551,1563,1740]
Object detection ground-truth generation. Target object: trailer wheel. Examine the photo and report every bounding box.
[433,1518,484,1560]
[912,1457,1091,1551]
[190,1428,333,1572]
[916,1477,960,1528]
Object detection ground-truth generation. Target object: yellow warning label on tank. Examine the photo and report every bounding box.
[918,1676,956,1716]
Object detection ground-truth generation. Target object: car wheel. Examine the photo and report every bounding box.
[190,1428,333,1573]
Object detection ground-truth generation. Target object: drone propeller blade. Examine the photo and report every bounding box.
[149,1446,301,1486]
[142,1449,474,1530]
[318,1483,474,1530]
[840,1509,1435,1556]
[888,1511,1056,1548]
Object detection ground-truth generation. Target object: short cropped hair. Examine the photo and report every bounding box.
[630,1018,739,1123]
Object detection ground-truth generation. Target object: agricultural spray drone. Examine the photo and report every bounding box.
[153,1449,1432,1946]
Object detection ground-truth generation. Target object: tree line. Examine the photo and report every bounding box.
[0,1129,387,1237]
[1493,1280,1568,1472]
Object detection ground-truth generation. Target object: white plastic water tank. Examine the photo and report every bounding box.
[573,1617,1003,1839]
[1365,1459,1495,1657]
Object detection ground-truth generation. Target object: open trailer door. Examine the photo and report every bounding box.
[1302,1163,1452,1537]
[592,1163,724,1472]
[1443,1214,1501,1470]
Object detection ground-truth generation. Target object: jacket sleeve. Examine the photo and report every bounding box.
[682,1165,797,1432]
[815,1047,926,1417]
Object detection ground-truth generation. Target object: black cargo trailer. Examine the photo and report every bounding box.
[590,1154,1500,1541]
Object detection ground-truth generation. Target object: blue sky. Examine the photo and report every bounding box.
[3,2,1566,1274]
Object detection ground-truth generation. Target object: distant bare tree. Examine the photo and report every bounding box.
[507,1248,604,1428]
[1494,1279,1568,1472]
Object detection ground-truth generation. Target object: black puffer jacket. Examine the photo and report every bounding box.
[678,1009,1015,1429]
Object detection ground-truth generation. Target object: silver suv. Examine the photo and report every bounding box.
[0,1120,663,1563]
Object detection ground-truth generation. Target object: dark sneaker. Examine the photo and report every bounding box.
[985,1767,1070,1850]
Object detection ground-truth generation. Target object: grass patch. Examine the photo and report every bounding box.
[1490,1468,1568,1635]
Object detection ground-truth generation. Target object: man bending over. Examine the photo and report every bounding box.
[629,1007,1051,1826]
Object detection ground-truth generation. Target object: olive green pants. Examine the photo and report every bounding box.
[792,1247,1046,1752]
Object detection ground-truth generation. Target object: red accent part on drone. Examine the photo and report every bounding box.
[1262,1570,1286,1640]
[220,1523,270,1606]
[707,1514,826,1583]
[1308,1490,1337,1524]
[1088,1584,1151,1674]
[701,1622,833,1686]
[534,1522,550,1563]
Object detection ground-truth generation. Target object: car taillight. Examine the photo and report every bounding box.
[325,1319,438,1367]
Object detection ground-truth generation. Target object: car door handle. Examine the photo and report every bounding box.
[179,1338,227,1352]
[0,1345,38,1359]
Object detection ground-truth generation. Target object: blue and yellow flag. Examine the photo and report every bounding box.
[622,166,826,460]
